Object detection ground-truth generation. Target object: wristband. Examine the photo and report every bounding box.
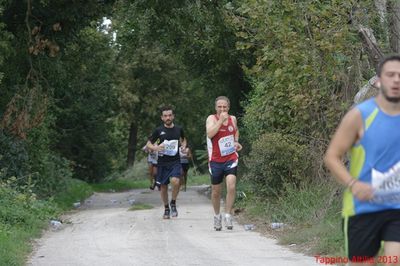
[347,179,357,189]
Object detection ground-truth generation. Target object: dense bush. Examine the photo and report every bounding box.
[233,1,358,196]
[0,130,30,185]
[0,181,58,227]
[243,132,312,197]
[0,127,73,198]
[53,178,93,210]
[0,178,92,266]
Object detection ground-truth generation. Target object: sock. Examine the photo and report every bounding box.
[170,200,176,205]
[165,204,169,209]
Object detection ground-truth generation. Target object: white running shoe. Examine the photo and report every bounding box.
[170,204,178,218]
[214,214,222,231]
[225,213,233,230]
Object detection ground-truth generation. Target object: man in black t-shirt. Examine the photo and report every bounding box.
[146,106,186,219]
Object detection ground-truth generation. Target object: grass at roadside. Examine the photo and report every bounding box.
[91,160,153,192]
[90,173,210,192]
[0,178,93,266]
[235,178,344,257]
[3,164,209,266]
[0,185,58,266]
[129,203,153,211]
[90,165,211,193]
[91,179,149,192]
[0,226,40,266]
[187,173,209,186]
[54,178,94,210]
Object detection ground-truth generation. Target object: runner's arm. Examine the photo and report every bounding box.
[324,108,361,186]
[146,140,162,152]
[180,137,187,149]
[206,115,223,139]
[324,109,373,200]
[146,130,164,152]
[231,116,242,151]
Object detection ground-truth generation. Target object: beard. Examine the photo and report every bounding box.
[382,86,400,103]
[164,120,173,126]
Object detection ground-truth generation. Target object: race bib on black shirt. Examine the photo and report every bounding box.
[149,125,185,166]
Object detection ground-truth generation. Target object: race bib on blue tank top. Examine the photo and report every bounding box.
[370,161,400,204]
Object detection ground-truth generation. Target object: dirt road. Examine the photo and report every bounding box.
[27,186,316,266]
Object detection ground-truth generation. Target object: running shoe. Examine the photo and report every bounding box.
[214,214,222,231]
[163,208,170,219]
[225,213,233,230]
[170,204,178,217]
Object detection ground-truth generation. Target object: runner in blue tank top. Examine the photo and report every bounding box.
[325,54,400,263]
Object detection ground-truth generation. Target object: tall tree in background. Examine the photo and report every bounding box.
[53,26,118,182]
[113,0,250,168]
[115,45,186,167]
[0,0,119,188]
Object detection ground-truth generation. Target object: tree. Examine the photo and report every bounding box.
[112,0,250,168]
[0,0,117,188]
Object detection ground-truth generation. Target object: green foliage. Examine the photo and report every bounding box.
[0,117,74,199]
[113,0,250,164]
[237,178,343,256]
[0,0,394,261]
[26,119,73,197]
[243,132,312,196]
[0,181,59,266]
[0,227,31,266]
[0,0,119,188]
[0,130,30,184]
[52,26,120,182]
[235,0,357,140]
[106,158,148,181]
[128,203,153,211]
[187,174,210,186]
[91,179,148,192]
[53,178,93,210]
[0,182,56,227]
[0,177,97,266]
[228,1,361,201]
[193,149,209,173]
[276,181,344,255]
[0,20,13,82]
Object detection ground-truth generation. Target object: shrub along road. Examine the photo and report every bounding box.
[28,186,315,266]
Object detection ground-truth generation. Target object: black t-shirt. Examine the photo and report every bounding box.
[149,124,185,166]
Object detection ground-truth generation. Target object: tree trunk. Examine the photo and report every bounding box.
[375,0,387,24]
[358,26,384,69]
[127,122,138,168]
[388,0,400,53]
[351,2,385,103]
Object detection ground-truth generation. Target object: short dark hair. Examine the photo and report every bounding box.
[377,54,400,77]
[160,105,174,114]
[215,96,230,106]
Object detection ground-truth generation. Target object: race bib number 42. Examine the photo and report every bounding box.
[218,135,235,157]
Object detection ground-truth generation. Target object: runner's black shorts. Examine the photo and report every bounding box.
[209,160,238,185]
[344,209,400,261]
[156,162,182,185]
[181,163,189,172]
